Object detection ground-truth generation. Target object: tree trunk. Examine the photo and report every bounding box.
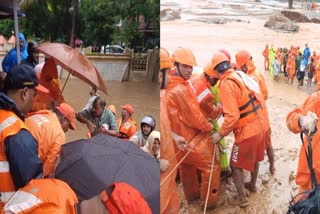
[69,0,78,47]
[288,0,293,9]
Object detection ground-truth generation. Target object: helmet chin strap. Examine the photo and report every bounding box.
[160,70,166,89]
[176,65,188,80]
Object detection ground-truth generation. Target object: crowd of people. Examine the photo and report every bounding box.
[160,45,319,212]
[0,33,158,213]
[262,43,320,89]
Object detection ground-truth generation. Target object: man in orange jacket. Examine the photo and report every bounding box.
[210,52,266,207]
[287,46,297,85]
[262,44,269,71]
[166,47,220,209]
[79,182,152,214]
[0,64,48,209]
[286,91,320,193]
[235,50,275,175]
[3,178,78,214]
[25,102,77,177]
[32,58,65,111]
[159,48,187,213]
[117,104,137,140]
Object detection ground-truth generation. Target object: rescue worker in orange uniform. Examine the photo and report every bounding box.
[117,104,137,140]
[166,47,220,209]
[235,50,275,174]
[210,52,266,207]
[25,102,77,177]
[159,48,187,214]
[3,178,78,214]
[32,58,65,111]
[190,66,222,122]
[79,182,152,214]
[316,59,320,90]
[286,91,320,193]
[287,46,297,85]
[0,64,48,209]
[262,44,269,71]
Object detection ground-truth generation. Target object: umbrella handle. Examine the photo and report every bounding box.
[60,72,71,95]
[160,134,206,186]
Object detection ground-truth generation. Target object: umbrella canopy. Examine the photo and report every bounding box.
[55,134,160,213]
[36,43,108,94]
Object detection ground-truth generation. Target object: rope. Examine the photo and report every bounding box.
[160,134,207,186]
[203,143,217,214]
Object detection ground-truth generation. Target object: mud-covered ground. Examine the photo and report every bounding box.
[161,0,319,213]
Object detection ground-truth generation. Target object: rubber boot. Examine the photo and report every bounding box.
[179,164,200,202]
[200,162,221,209]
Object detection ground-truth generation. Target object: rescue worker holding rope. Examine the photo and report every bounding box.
[210,52,266,208]
[166,47,221,209]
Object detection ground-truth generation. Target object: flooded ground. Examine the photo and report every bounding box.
[61,70,159,142]
[161,0,319,213]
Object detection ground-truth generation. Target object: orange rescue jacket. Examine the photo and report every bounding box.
[219,70,265,143]
[286,91,320,190]
[25,110,66,177]
[3,178,78,214]
[117,118,137,140]
[0,110,26,208]
[190,74,222,120]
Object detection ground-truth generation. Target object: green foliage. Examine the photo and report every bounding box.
[79,0,116,47]
[1,0,159,49]
[0,19,14,38]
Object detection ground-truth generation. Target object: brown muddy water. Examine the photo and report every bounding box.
[61,71,160,142]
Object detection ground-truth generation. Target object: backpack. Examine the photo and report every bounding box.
[287,133,320,214]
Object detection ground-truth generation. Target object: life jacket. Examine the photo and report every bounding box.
[3,179,78,214]
[0,110,27,208]
[117,118,137,140]
[190,74,213,105]
[221,72,263,129]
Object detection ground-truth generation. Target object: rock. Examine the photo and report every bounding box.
[289,171,295,182]
[264,15,300,33]
[281,10,311,23]
[160,9,181,22]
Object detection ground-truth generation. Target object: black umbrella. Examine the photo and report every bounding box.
[55,134,160,214]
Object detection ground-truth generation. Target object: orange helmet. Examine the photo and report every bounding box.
[218,49,231,61]
[203,62,218,78]
[211,52,230,71]
[121,104,134,115]
[235,50,251,68]
[172,47,197,66]
[160,48,173,69]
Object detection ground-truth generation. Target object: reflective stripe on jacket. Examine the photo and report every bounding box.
[117,118,137,140]
[0,110,27,207]
[3,179,78,214]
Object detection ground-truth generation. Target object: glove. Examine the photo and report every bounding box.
[160,159,170,172]
[299,111,318,135]
[172,132,187,151]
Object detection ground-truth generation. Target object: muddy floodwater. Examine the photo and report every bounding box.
[61,71,160,142]
[161,0,320,213]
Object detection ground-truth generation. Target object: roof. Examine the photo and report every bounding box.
[0,0,24,20]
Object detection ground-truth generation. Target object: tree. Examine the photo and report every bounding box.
[79,0,117,49]
[288,0,293,9]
